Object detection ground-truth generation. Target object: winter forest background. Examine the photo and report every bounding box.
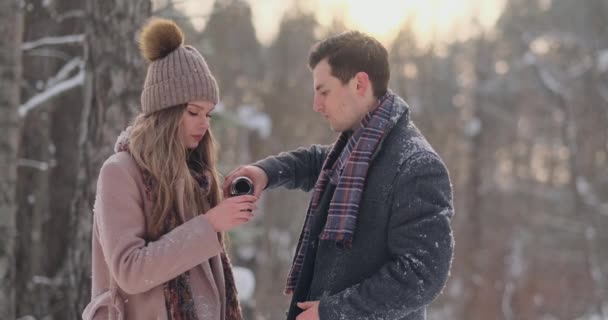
[1,0,608,319]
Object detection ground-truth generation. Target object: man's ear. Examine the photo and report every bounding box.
[354,72,370,96]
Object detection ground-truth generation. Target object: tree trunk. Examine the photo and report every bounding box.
[16,1,59,317]
[0,1,24,318]
[13,0,85,317]
[463,35,494,320]
[59,0,151,317]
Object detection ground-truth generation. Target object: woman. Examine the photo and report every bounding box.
[83,18,254,320]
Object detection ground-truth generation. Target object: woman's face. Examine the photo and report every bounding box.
[181,100,215,149]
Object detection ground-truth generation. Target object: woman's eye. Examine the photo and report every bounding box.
[207,114,213,119]
[188,111,198,116]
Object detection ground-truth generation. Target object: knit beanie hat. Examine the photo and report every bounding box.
[138,18,219,115]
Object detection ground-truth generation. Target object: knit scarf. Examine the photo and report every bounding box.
[285,90,406,294]
[114,128,242,320]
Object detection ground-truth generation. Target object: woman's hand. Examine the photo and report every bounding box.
[205,195,257,232]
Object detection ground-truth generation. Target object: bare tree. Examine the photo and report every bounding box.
[202,0,262,108]
[55,1,151,317]
[0,1,24,318]
[14,1,84,317]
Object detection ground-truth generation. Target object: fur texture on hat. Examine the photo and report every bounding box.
[139,18,184,62]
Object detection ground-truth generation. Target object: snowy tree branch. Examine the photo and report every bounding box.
[21,34,85,51]
[18,67,85,118]
[24,48,72,61]
[16,159,51,171]
[42,0,85,22]
[31,275,63,287]
[46,57,83,88]
[51,9,85,22]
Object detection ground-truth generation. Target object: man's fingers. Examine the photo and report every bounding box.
[222,167,244,190]
[253,183,265,198]
[225,166,244,179]
[222,166,267,198]
[297,301,314,309]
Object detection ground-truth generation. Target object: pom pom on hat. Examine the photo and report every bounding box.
[138,18,184,62]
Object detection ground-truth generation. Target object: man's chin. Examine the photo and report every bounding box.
[329,125,346,133]
[327,122,339,132]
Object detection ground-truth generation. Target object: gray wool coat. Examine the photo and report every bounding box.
[254,95,454,320]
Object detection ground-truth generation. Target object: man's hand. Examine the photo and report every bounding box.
[296,301,320,320]
[222,165,268,198]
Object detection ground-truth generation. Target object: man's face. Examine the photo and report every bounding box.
[312,59,365,132]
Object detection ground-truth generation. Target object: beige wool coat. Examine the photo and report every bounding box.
[83,151,229,319]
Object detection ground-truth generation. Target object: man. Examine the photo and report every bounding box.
[223,31,454,320]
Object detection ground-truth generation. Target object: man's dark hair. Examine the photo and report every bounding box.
[308,31,390,98]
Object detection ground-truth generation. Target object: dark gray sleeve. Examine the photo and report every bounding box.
[318,151,454,319]
[252,144,331,192]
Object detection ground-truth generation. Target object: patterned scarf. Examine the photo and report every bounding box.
[114,129,242,320]
[285,91,406,293]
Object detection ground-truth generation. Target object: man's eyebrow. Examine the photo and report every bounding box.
[315,84,325,91]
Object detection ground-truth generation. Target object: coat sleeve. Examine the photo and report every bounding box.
[94,159,222,295]
[253,144,331,192]
[318,151,454,319]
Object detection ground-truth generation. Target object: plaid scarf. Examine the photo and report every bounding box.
[285,91,406,294]
[114,129,242,320]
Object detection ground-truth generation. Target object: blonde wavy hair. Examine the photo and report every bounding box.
[128,104,221,240]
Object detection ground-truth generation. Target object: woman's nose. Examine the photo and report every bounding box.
[200,116,210,129]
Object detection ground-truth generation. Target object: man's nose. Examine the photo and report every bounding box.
[313,96,323,113]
